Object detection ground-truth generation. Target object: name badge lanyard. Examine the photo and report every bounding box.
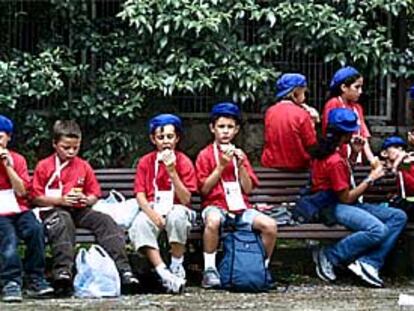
[0,156,21,214]
[213,143,247,212]
[153,155,175,215]
[45,155,69,196]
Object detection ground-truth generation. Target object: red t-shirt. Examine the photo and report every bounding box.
[261,100,317,170]
[0,150,30,215]
[322,97,371,158]
[196,143,259,211]
[400,165,414,196]
[134,150,197,205]
[32,154,101,201]
[311,151,350,193]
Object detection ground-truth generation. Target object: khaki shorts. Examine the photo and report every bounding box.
[128,204,192,251]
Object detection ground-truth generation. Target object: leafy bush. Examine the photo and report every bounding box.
[0,0,413,167]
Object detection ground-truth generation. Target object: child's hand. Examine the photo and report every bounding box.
[302,104,320,123]
[391,150,408,173]
[369,165,385,182]
[0,147,13,167]
[234,148,246,167]
[408,131,414,146]
[161,149,176,169]
[350,135,365,153]
[76,193,88,207]
[149,210,165,229]
[219,148,234,168]
[61,192,80,207]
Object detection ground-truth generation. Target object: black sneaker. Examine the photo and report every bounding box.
[2,281,22,303]
[26,277,54,298]
[53,271,73,297]
[121,271,140,295]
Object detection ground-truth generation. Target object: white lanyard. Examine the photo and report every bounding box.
[399,171,406,199]
[213,143,247,212]
[153,153,175,216]
[0,153,21,214]
[45,156,69,197]
[0,189,20,214]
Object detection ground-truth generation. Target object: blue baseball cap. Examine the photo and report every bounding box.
[0,115,14,134]
[381,136,406,150]
[410,85,414,100]
[328,108,360,132]
[148,114,183,134]
[275,73,307,99]
[210,102,241,119]
[329,66,360,89]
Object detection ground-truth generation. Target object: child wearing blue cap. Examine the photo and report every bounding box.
[128,114,197,294]
[32,120,138,296]
[0,115,53,302]
[196,102,277,288]
[261,73,318,170]
[322,66,375,164]
[381,136,414,220]
[311,108,406,288]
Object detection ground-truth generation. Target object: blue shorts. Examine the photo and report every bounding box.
[201,206,262,231]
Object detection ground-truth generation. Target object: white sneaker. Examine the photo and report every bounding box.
[348,260,383,288]
[170,264,186,281]
[161,269,186,294]
[359,261,384,287]
[312,247,336,282]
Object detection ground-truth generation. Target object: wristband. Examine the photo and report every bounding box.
[362,176,374,186]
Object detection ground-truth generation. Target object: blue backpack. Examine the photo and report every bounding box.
[218,230,271,292]
[293,188,338,225]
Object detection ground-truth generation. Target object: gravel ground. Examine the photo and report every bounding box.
[2,283,414,311]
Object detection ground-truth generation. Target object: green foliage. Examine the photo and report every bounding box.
[1,0,414,167]
[0,48,69,109]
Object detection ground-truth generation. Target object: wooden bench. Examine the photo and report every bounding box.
[73,165,413,242]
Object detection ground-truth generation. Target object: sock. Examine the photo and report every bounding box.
[265,258,270,268]
[204,252,217,271]
[155,263,170,280]
[170,256,184,270]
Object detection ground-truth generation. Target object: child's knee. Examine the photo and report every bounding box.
[168,207,188,225]
[44,211,74,236]
[21,220,43,239]
[265,219,277,236]
[256,216,277,236]
[205,213,221,231]
[393,208,408,226]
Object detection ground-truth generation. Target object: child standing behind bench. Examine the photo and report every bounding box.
[322,66,375,164]
[261,73,318,170]
[196,102,277,289]
[0,115,53,302]
[31,120,138,296]
[128,114,197,294]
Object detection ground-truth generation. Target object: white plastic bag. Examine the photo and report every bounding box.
[74,245,121,298]
[92,190,139,229]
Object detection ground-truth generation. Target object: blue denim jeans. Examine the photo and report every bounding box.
[325,203,407,270]
[0,211,46,285]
